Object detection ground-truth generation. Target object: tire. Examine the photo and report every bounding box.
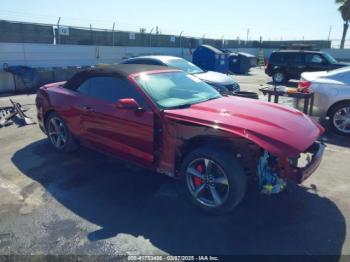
[329,102,350,136]
[272,71,286,84]
[46,112,79,152]
[180,146,247,214]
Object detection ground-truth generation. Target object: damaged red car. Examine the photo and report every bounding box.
[36,65,325,214]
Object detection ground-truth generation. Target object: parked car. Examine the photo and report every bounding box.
[36,65,325,214]
[265,50,349,84]
[120,55,240,94]
[297,67,350,136]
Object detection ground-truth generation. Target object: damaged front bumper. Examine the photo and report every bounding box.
[257,142,325,194]
[281,142,326,184]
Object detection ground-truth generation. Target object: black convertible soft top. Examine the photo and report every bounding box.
[65,64,175,90]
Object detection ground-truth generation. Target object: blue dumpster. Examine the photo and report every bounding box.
[229,52,257,74]
[192,45,230,73]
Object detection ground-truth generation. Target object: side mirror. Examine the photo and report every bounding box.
[116,98,140,110]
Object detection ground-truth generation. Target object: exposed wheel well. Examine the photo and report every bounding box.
[327,100,350,116]
[175,135,261,177]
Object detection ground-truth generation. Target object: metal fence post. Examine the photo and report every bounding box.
[56,17,61,45]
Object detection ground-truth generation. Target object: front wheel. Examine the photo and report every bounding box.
[181,146,246,214]
[329,102,350,136]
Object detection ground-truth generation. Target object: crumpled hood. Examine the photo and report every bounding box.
[194,71,236,85]
[164,96,324,157]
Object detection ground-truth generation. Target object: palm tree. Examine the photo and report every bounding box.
[336,0,350,48]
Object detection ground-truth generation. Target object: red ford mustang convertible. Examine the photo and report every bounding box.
[36,65,325,214]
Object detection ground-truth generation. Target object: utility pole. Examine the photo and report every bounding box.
[328,25,332,41]
[90,24,93,44]
[56,17,61,45]
[246,28,250,46]
[179,31,184,57]
[112,22,116,46]
[149,27,154,47]
[202,33,206,45]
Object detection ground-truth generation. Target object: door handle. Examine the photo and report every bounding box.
[82,106,95,112]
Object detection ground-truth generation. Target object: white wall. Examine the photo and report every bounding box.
[1,43,350,68]
[0,43,193,68]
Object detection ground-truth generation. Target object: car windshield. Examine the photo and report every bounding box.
[323,53,337,64]
[135,71,221,109]
[165,58,204,74]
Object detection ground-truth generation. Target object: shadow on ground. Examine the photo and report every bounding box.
[12,139,346,257]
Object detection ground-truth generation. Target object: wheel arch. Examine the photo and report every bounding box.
[175,135,261,177]
[327,99,350,117]
[43,109,57,126]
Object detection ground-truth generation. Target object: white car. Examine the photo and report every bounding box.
[297,67,350,136]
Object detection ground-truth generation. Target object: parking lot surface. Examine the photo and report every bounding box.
[0,68,350,257]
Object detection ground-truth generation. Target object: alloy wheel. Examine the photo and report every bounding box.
[48,117,67,149]
[186,158,229,208]
[333,106,350,134]
[274,72,284,83]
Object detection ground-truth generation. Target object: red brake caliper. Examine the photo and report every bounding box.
[194,164,204,187]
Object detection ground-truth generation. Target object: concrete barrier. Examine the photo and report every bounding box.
[0,71,15,94]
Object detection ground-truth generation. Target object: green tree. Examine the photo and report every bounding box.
[336,0,350,48]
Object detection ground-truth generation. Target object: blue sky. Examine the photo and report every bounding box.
[0,0,344,41]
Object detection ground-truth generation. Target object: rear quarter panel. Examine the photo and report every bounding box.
[36,83,82,136]
[311,79,350,117]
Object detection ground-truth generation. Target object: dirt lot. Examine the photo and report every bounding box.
[1,67,350,257]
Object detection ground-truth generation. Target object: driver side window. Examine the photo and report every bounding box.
[77,76,146,107]
[306,54,324,64]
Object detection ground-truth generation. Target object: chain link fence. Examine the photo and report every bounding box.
[0,19,333,49]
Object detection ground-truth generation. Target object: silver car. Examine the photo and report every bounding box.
[297,67,350,136]
[120,55,240,94]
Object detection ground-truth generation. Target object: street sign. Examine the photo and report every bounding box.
[129,33,136,40]
[58,27,69,36]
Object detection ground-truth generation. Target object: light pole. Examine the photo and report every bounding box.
[149,27,154,47]
[112,22,116,46]
[56,17,61,45]
[179,31,184,57]
[201,33,207,45]
[246,28,250,46]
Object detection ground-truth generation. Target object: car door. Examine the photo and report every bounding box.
[305,53,330,72]
[75,75,155,167]
[285,52,305,78]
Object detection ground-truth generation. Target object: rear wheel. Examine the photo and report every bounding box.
[181,146,246,214]
[46,112,79,152]
[329,102,350,136]
[272,71,286,84]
